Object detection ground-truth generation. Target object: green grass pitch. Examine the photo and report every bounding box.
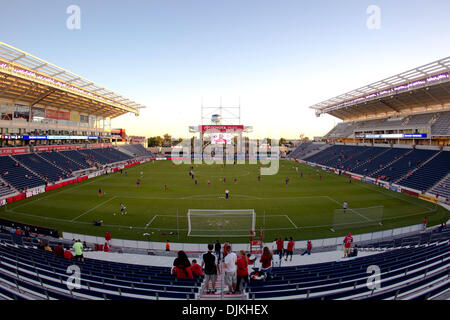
[0,160,448,243]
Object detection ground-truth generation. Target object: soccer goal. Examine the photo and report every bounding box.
[187,209,256,237]
[331,205,384,232]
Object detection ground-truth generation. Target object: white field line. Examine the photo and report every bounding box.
[145,215,158,229]
[10,174,111,211]
[283,214,298,228]
[326,196,371,222]
[70,196,117,222]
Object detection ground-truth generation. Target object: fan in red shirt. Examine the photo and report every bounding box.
[64,248,73,260]
[54,242,65,257]
[190,259,204,277]
[275,237,284,259]
[285,237,295,261]
[259,247,273,278]
[235,250,249,293]
[343,233,354,258]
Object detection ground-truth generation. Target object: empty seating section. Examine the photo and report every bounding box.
[11,153,69,183]
[324,122,357,138]
[247,239,449,300]
[351,147,410,176]
[302,144,449,192]
[324,111,449,139]
[0,183,15,198]
[431,111,450,136]
[91,148,132,163]
[120,144,153,157]
[399,151,450,192]
[372,149,437,182]
[0,156,45,192]
[429,174,450,199]
[78,148,131,165]
[59,150,92,169]
[405,113,435,127]
[38,151,86,173]
[0,243,200,300]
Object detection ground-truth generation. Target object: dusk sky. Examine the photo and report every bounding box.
[1,0,450,139]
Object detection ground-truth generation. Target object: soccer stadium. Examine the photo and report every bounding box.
[0,1,449,309]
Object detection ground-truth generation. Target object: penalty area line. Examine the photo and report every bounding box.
[71,196,117,222]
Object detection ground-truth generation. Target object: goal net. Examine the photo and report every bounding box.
[187,209,256,237]
[331,206,384,231]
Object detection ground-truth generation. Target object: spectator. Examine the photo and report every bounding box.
[286,237,295,261]
[283,237,288,257]
[271,238,277,252]
[54,242,64,257]
[349,244,358,257]
[260,246,273,279]
[223,245,237,294]
[343,233,353,258]
[172,251,193,279]
[191,259,204,277]
[73,239,84,262]
[423,217,427,231]
[166,240,170,252]
[64,247,73,260]
[236,250,249,293]
[223,240,230,259]
[44,242,52,252]
[214,240,221,261]
[301,240,312,256]
[276,237,284,260]
[202,244,219,294]
[37,240,45,250]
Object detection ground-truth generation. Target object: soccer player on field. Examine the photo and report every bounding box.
[223,177,226,183]
[98,187,102,196]
[136,178,140,187]
[285,177,289,185]
[164,184,167,191]
[258,175,261,182]
[195,178,198,185]
[343,201,348,213]
[120,203,127,215]
[234,177,237,184]
[225,189,229,199]
[208,180,211,186]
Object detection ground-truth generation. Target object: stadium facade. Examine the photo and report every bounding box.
[311,57,450,146]
[0,42,144,147]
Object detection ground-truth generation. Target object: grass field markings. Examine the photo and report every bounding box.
[10,174,112,211]
[325,196,373,222]
[283,214,298,229]
[70,196,117,222]
[145,215,159,229]
[4,207,189,232]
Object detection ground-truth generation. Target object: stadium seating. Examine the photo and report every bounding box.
[58,150,93,169]
[351,147,410,176]
[371,149,438,183]
[0,156,45,192]
[11,153,70,183]
[431,111,450,136]
[119,144,154,158]
[38,151,87,173]
[0,242,201,300]
[398,151,450,192]
[429,174,450,200]
[77,148,131,165]
[323,111,448,139]
[247,237,449,300]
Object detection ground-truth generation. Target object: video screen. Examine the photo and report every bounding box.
[210,133,232,145]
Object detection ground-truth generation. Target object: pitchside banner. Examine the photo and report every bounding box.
[0,146,30,156]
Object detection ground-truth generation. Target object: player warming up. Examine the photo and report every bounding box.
[225,189,229,199]
[120,203,127,215]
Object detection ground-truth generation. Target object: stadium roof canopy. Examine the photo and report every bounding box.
[310,57,450,121]
[0,42,145,118]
